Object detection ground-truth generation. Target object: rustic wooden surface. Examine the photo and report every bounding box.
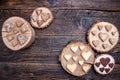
[0,0,120,80]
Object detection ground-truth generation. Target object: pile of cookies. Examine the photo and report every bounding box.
[59,22,119,76]
[1,7,119,77]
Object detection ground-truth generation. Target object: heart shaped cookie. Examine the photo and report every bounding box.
[67,63,77,73]
[72,56,78,61]
[16,20,24,27]
[91,30,97,36]
[41,13,50,22]
[17,34,27,45]
[111,31,117,36]
[98,25,103,30]
[5,24,13,32]
[99,33,108,42]
[109,38,116,45]
[71,46,78,53]
[36,9,42,15]
[37,20,44,27]
[92,40,99,47]
[7,35,14,41]
[82,64,91,72]
[79,45,85,50]
[100,57,110,67]
[109,63,114,68]
[32,15,38,22]
[20,27,28,33]
[78,60,84,66]
[12,39,18,47]
[105,25,112,32]
[64,54,72,61]
[99,68,104,72]
[82,51,92,61]
[105,68,110,73]
[102,44,108,49]
[95,62,100,67]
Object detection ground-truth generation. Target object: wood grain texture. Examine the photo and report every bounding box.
[0,0,120,11]
[0,0,120,80]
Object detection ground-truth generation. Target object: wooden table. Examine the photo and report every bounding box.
[0,0,120,80]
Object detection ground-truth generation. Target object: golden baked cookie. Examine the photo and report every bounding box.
[59,41,95,77]
[94,54,115,75]
[88,22,119,52]
[2,16,35,51]
[31,7,53,28]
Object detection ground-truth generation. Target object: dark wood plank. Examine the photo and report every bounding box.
[0,0,120,11]
[0,0,120,80]
[0,62,120,80]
